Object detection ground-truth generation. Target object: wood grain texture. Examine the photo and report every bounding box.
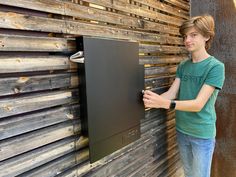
[0,11,183,44]
[0,90,78,118]
[0,73,78,96]
[0,56,76,73]
[0,136,88,177]
[0,0,189,176]
[0,120,81,161]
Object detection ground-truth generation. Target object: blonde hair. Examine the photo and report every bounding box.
[179,15,215,50]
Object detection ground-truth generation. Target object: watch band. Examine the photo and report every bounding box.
[170,100,176,109]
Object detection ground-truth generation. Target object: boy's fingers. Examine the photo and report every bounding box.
[145,90,156,96]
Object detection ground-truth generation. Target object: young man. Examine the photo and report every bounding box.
[143,15,225,177]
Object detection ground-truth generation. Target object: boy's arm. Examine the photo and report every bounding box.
[175,84,215,112]
[143,84,215,112]
[161,78,180,100]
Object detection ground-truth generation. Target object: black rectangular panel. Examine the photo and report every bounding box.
[77,37,144,163]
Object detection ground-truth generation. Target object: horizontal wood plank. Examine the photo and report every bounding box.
[133,0,189,19]
[0,73,78,96]
[0,90,78,118]
[0,120,81,161]
[0,0,185,26]
[0,56,76,73]
[0,34,74,52]
[116,140,179,176]
[0,105,80,140]
[0,0,65,14]
[139,55,187,64]
[0,34,185,53]
[0,0,189,176]
[19,150,89,177]
[0,1,181,35]
[146,148,180,176]
[0,136,88,177]
[66,20,183,44]
[0,11,67,33]
[64,2,180,35]
[0,12,183,44]
[145,75,175,89]
[140,44,186,54]
[82,0,185,26]
[145,65,177,77]
[165,0,190,11]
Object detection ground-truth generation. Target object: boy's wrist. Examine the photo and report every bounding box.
[165,99,171,109]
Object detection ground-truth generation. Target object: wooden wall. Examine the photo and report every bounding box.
[0,0,189,176]
[191,0,236,177]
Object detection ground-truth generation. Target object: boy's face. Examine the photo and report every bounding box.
[182,27,209,52]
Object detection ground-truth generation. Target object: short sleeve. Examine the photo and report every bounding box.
[205,63,225,90]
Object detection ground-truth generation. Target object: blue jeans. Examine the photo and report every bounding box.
[176,131,215,177]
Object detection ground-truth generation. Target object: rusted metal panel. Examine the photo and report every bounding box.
[191,0,236,176]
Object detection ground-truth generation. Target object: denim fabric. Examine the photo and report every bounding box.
[176,130,215,177]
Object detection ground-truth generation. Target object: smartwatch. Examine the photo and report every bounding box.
[169,100,176,109]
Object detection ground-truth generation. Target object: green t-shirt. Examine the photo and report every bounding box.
[175,56,225,138]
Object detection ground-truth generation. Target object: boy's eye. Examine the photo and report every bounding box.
[191,33,198,37]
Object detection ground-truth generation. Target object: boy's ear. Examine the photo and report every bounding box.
[205,36,210,42]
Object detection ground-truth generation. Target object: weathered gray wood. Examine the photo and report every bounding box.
[0,136,88,177]
[145,75,175,89]
[140,44,187,54]
[0,105,79,140]
[142,111,175,134]
[0,11,67,33]
[0,73,78,96]
[0,120,81,161]
[0,34,184,53]
[66,21,182,44]
[169,162,184,177]
[0,0,185,26]
[0,13,183,46]
[89,143,178,177]
[0,56,76,73]
[139,55,187,64]
[145,65,177,77]
[0,90,78,118]
[119,141,179,177]
[0,2,180,36]
[0,0,189,176]
[0,0,65,14]
[152,153,180,177]
[64,2,181,35]
[0,11,182,44]
[134,0,189,19]
[142,144,178,176]
[148,150,180,177]
[0,34,74,52]
[82,0,185,26]
[0,11,181,44]
[18,150,89,177]
[165,0,190,11]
